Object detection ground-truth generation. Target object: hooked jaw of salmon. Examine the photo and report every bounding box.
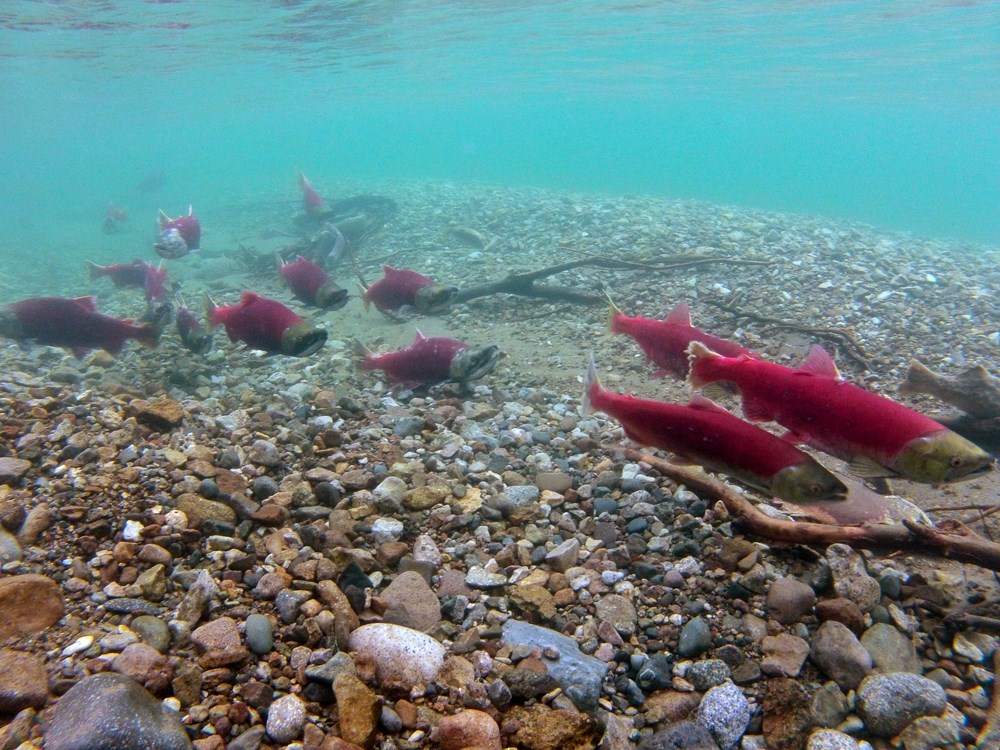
[770,461,850,503]
[316,282,350,311]
[280,322,328,357]
[414,283,458,313]
[893,430,995,485]
[449,345,502,382]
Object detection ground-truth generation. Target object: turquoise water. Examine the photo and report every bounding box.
[1,1,998,250]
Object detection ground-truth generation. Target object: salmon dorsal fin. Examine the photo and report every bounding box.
[664,300,692,326]
[412,328,427,343]
[239,291,261,305]
[688,394,731,414]
[799,345,840,379]
[73,296,99,312]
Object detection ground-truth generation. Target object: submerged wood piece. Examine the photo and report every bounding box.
[452,256,768,305]
[702,294,872,370]
[899,361,1000,419]
[624,448,1000,572]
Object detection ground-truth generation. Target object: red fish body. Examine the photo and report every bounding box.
[0,296,158,358]
[611,300,754,379]
[155,206,201,259]
[88,259,151,288]
[583,357,847,502]
[206,291,326,357]
[687,343,994,484]
[363,265,456,313]
[298,170,326,216]
[362,330,501,387]
[144,263,169,305]
[279,255,348,309]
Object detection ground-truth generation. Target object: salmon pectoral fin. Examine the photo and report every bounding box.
[701,383,729,402]
[740,394,773,421]
[847,455,897,478]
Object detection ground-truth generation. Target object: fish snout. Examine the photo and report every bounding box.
[316,283,349,311]
[414,283,458,313]
[154,227,189,259]
[281,322,328,357]
[449,344,502,382]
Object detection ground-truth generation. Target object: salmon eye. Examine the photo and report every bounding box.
[950,456,964,468]
[810,484,823,495]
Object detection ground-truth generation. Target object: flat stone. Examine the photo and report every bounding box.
[504,705,602,750]
[174,493,236,529]
[594,593,637,638]
[637,721,718,750]
[44,672,192,750]
[826,543,881,613]
[333,673,379,748]
[191,616,249,667]
[767,577,816,624]
[860,622,920,673]
[245,613,273,655]
[544,538,580,572]
[134,397,185,431]
[0,573,64,639]
[761,634,810,678]
[896,716,961,750]
[466,566,508,589]
[382,570,441,632]
[502,619,609,712]
[0,649,48,712]
[0,457,31,485]
[535,472,573,494]
[131,615,171,653]
[348,623,446,691]
[403,484,451,510]
[112,643,173,694]
[810,620,872,690]
[806,729,860,750]
[643,690,702,725]
[437,709,502,750]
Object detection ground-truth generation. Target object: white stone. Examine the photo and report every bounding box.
[348,623,446,690]
[122,520,145,542]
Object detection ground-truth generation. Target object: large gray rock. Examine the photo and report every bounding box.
[860,622,920,673]
[45,672,192,750]
[501,619,609,712]
[696,680,751,750]
[856,672,947,738]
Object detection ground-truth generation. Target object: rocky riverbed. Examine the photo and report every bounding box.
[0,181,998,750]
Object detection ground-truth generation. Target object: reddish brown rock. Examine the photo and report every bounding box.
[643,690,702,725]
[815,597,865,635]
[381,571,441,632]
[762,677,814,750]
[134,397,185,431]
[0,574,64,639]
[112,643,174,694]
[437,709,502,750]
[0,649,48,712]
[504,705,602,750]
[333,673,379,748]
[191,617,249,667]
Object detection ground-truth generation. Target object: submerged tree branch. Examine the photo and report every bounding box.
[624,448,1000,572]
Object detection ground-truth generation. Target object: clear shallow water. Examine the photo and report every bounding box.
[1,1,998,254]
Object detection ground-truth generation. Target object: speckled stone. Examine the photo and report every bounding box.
[333,673,379,748]
[806,729,860,750]
[348,623,446,691]
[826,544,880,613]
[859,622,919,673]
[44,672,192,750]
[265,693,306,744]
[594,593,637,638]
[696,680,751,750]
[856,672,947,738]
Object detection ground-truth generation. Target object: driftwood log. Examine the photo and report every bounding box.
[624,448,1000,572]
[450,256,769,305]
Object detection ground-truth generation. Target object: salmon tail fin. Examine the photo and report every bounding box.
[604,290,624,333]
[898,360,935,396]
[204,293,220,328]
[352,338,376,369]
[134,322,160,349]
[686,340,723,390]
[87,261,102,280]
[582,353,600,415]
